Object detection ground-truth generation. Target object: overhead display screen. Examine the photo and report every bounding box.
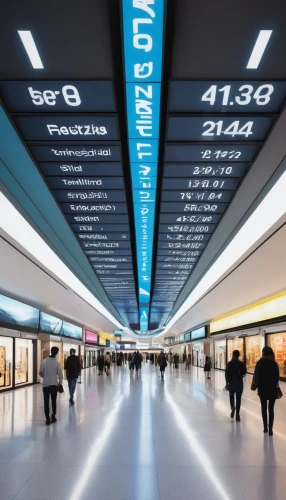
[165,144,260,163]
[62,321,82,341]
[0,79,137,328]
[169,81,286,113]
[39,312,63,335]
[167,116,274,142]
[191,326,207,341]
[0,293,39,332]
[151,79,286,327]
[30,145,122,162]
[0,81,115,112]
[39,162,123,177]
[13,115,119,141]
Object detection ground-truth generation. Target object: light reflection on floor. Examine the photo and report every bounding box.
[0,363,285,500]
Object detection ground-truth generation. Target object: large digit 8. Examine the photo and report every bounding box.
[62,85,81,106]
[253,84,274,105]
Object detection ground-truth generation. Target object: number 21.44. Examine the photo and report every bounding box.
[202,120,253,137]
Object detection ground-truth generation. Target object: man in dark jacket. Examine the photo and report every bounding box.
[157,351,167,379]
[64,348,81,405]
[225,350,246,421]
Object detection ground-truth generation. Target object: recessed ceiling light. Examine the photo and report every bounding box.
[17,30,44,69]
[246,30,273,69]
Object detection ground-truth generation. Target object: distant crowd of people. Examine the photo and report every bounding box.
[39,345,282,435]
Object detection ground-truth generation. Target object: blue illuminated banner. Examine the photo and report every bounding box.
[122,0,164,83]
[122,0,165,332]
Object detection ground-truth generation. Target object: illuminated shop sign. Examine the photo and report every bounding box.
[40,312,62,335]
[85,330,99,345]
[191,326,207,341]
[62,321,82,341]
[184,332,191,342]
[99,337,106,347]
[0,293,39,332]
[122,0,165,332]
[0,81,115,112]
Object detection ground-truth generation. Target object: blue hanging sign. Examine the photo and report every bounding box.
[122,0,164,332]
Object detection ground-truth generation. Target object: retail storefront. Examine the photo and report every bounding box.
[184,326,208,367]
[214,339,226,370]
[267,330,286,379]
[39,312,83,370]
[0,293,39,392]
[84,330,99,368]
[210,292,286,380]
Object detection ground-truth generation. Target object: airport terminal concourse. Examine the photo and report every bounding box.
[0,1,285,499]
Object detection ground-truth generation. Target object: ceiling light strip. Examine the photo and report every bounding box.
[17,31,44,69]
[0,191,131,333]
[163,170,286,334]
[122,0,165,332]
[246,30,272,69]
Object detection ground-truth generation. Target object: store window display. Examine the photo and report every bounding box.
[214,340,226,370]
[227,338,244,363]
[0,336,13,390]
[15,338,33,386]
[245,336,261,374]
[267,332,286,378]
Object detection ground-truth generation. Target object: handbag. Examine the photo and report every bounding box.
[58,384,64,394]
[277,385,283,399]
[251,375,257,391]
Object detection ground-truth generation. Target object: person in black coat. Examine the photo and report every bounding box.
[225,350,246,422]
[254,346,280,436]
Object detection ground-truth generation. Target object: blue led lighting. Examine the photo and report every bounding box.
[122,0,164,332]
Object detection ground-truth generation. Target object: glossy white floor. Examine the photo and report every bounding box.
[0,363,285,500]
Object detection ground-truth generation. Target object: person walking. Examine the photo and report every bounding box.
[65,348,81,405]
[134,351,142,375]
[39,346,63,425]
[174,353,179,369]
[98,353,104,375]
[204,356,212,379]
[157,351,167,379]
[253,346,280,436]
[104,351,112,375]
[225,350,246,422]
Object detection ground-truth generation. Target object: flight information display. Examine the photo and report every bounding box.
[0,80,137,326]
[151,79,286,326]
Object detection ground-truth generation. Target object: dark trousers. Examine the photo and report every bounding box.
[260,398,276,429]
[43,385,58,419]
[68,378,77,400]
[229,391,242,413]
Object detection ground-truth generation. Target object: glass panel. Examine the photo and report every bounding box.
[267,332,286,378]
[214,340,226,370]
[227,338,244,362]
[0,336,13,390]
[15,338,33,386]
[245,336,261,374]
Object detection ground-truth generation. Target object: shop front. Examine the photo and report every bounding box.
[214,339,226,370]
[267,330,286,379]
[38,312,83,370]
[210,292,286,379]
[0,293,39,392]
[84,330,99,368]
[183,326,208,367]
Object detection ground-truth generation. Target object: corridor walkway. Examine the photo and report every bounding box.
[0,363,285,500]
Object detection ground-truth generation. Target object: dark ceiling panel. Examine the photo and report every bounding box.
[0,0,113,79]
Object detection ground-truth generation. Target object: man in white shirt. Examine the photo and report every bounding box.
[39,346,63,425]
